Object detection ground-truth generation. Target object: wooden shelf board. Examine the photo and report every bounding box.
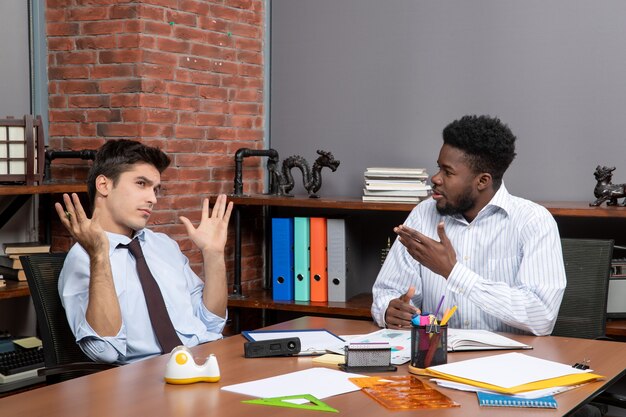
[228,290,372,318]
[0,281,30,300]
[0,183,87,196]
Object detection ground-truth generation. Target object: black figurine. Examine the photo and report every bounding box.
[269,150,340,198]
[590,165,626,206]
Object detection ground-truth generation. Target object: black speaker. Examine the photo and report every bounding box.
[244,337,301,358]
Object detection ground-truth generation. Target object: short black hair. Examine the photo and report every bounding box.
[87,139,171,208]
[442,115,517,188]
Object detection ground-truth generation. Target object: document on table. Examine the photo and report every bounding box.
[426,352,604,395]
[221,367,364,399]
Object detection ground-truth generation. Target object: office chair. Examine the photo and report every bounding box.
[551,239,626,410]
[551,238,614,340]
[21,253,117,384]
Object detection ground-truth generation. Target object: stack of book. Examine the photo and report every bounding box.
[363,167,431,203]
[0,242,51,282]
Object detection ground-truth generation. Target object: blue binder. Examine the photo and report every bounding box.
[271,217,294,301]
[293,217,310,301]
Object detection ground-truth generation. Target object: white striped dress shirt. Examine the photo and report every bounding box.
[372,184,566,336]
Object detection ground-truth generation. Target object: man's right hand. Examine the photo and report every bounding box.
[55,193,109,257]
[384,286,420,329]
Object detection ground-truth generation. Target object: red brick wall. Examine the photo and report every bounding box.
[45,0,266,291]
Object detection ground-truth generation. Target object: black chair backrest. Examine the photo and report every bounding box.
[552,238,614,339]
[20,253,93,368]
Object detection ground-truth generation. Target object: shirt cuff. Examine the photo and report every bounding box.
[198,304,227,334]
[75,320,127,360]
[446,262,479,297]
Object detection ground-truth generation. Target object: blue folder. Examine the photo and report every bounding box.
[271,217,294,301]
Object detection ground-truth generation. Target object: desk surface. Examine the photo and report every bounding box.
[2,317,626,417]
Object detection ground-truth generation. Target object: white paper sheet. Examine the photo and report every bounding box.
[428,352,592,389]
[220,367,364,399]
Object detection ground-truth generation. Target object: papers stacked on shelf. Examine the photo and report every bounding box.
[362,167,431,203]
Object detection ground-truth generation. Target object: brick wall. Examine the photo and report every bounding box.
[45,0,266,291]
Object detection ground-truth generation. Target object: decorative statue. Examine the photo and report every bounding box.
[590,165,626,206]
[269,150,340,198]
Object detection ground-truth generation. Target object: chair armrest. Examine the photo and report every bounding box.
[37,362,118,377]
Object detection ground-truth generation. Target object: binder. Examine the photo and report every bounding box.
[293,217,310,301]
[309,217,328,302]
[476,392,557,409]
[327,218,362,302]
[271,217,294,301]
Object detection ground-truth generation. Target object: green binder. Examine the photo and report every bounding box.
[294,217,310,301]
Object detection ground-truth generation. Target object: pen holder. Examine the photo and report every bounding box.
[410,324,448,369]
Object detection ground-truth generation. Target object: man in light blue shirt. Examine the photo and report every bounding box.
[55,140,233,363]
[372,115,566,336]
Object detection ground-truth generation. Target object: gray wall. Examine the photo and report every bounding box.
[0,0,31,117]
[270,0,626,201]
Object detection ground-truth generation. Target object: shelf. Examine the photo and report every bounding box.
[228,290,372,318]
[0,281,30,300]
[223,195,626,218]
[0,183,87,196]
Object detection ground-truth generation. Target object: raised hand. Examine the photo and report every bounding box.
[394,221,456,278]
[54,193,109,256]
[179,194,234,257]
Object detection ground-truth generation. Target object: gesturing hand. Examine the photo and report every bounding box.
[180,194,234,257]
[395,222,457,278]
[54,193,109,256]
[385,286,420,329]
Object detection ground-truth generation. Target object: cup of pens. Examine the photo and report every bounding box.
[410,323,448,369]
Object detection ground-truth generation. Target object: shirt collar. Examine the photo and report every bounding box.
[107,229,146,254]
[482,183,513,217]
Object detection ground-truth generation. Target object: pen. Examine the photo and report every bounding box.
[440,305,457,326]
[434,295,445,320]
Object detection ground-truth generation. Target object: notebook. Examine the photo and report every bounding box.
[477,392,558,408]
[447,329,532,351]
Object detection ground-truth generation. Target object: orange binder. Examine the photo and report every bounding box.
[309,217,328,302]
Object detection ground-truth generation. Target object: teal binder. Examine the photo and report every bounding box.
[293,217,310,301]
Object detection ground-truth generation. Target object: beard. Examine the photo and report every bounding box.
[435,187,476,216]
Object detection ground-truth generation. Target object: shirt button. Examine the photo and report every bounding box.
[464,320,470,327]
[463,255,469,261]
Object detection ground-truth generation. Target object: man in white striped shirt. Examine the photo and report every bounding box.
[372,115,566,336]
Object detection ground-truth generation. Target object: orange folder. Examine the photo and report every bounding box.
[309,217,328,302]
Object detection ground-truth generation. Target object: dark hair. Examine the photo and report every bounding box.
[87,139,171,207]
[442,115,517,188]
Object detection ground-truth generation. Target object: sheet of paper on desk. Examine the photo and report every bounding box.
[221,368,364,400]
[430,378,579,399]
[242,329,345,355]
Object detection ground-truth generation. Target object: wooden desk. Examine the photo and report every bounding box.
[2,317,626,417]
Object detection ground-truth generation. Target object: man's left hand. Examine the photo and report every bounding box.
[395,221,456,278]
[180,194,234,257]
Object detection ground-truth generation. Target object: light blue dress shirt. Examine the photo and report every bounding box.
[372,185,566,336]
[59,228,226,364]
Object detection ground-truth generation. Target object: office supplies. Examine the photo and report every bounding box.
[339,343,397,372]
[439,305,457,326]
[434,295,445,319]
[242,394,339,413]
[271,217,294,301]
[411,324,447,368]
[476,391,558,408]
[332,328,412,365]
[349,375,460,410]
[446,329,532,352]
[425,352,604,395]
[244,337,301,358]
[310,217,328,302]
[293,217,310,301]
[573,358,591,370]
[163,346,220,384]
[312,354,345,366]
[327,218,362,302]
[242,329,344,355]
[221,367,364,399]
